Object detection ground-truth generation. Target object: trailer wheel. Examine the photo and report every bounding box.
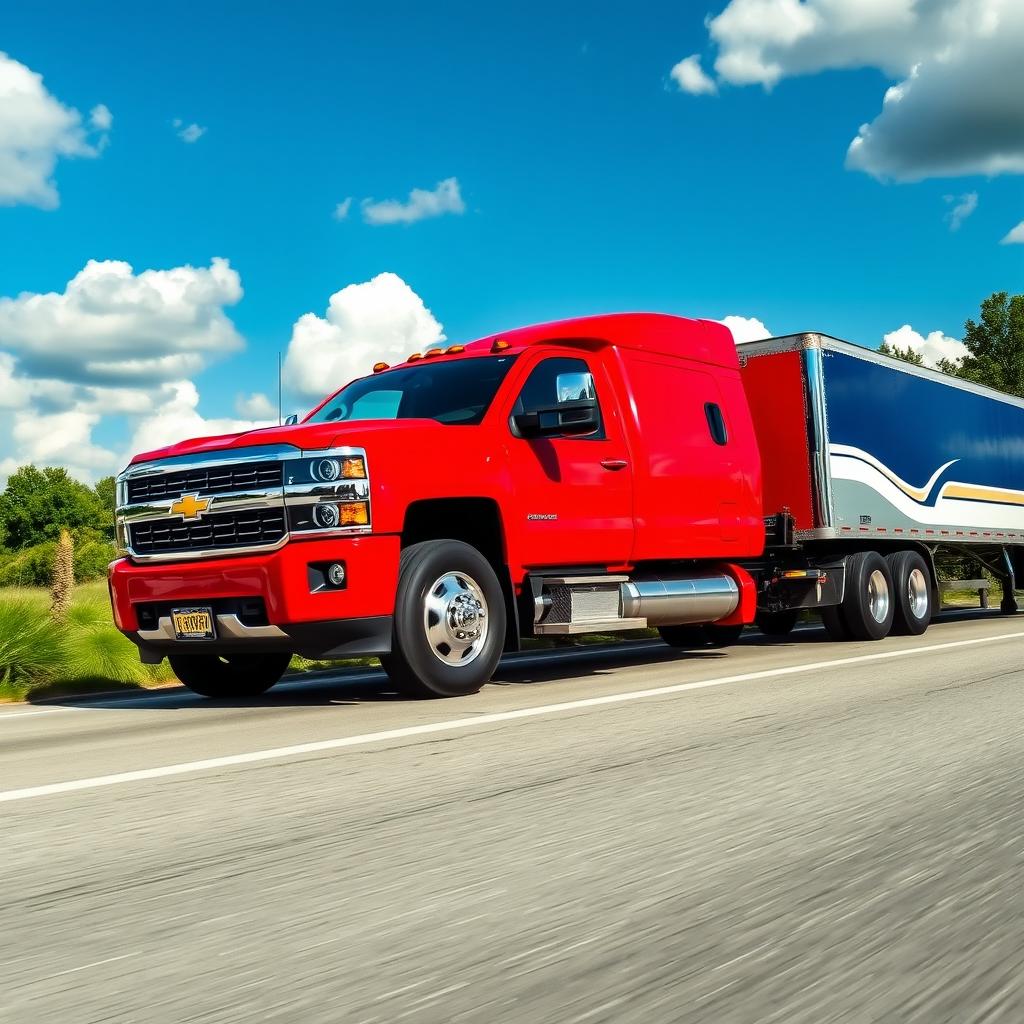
[886,550,933,635]
[755,609,798,636]
[381,540,505,699]
[704,623,745,647]
[658,625,709,649]
[839,551,895,641]
[168,652,291,699]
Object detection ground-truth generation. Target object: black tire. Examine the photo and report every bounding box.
[381,540,506,698]
[838,550,894,641]
[168,652,291,699]
[704,623,745,647]
[820,605,851,641]
[886,550,933,636]
[658,624,709,649]
[755,609,798,636]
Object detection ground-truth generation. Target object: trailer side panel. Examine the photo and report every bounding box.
[821,346,1024,543]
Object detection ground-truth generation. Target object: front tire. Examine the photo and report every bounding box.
[381,540,506,698]
[886,550,933,635]
[168,652,291,698]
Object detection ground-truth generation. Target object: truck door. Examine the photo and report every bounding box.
[505,353,634,568]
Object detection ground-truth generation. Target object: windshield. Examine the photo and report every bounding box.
[308,355,518,426]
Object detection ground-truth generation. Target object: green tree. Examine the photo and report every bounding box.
[0,466,110,550]
[938,292,1024,397]
[878,340,925,366]
[92,476,117,540]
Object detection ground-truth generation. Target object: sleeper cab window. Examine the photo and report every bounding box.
[510,357,605,440]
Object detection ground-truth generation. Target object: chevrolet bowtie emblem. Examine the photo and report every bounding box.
[170,493,211,520]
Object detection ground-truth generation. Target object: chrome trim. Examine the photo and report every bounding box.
[284,481,370,503]
[116,444,371,563]
[119,490,281,527]
[803,347,835,532]
[137,614,289,643]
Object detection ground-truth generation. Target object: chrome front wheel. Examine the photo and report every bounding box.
[424,571,489,666]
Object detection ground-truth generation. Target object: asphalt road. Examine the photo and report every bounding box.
[4,612,1024,1023]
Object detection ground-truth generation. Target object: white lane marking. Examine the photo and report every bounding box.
[0,708,66,720]
[2,629,1023,804]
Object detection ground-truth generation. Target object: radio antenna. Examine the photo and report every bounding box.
[278,351,283,425]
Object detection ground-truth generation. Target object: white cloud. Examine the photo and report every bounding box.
[283,272,444,400]
[0,51,110,208]
[718,315,772,343]
[333,196,352,221]
[882,324,966,369]
[944,192,978,231]
[675,0,1024,182]
[1001,220,1024,245]
[129,381,271,458]
[89,103,113,132]
[173,119,206,143]
[0,257,243,387]
[670,55,717,95]
[362,177,465,226]
[8,407,118,481]
[0,257,251,481]
[235,391,276,419]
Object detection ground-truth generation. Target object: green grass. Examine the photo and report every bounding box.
[0,583,175,703]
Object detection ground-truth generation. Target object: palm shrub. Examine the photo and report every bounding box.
[57,591,152,686]
[0,598,65,700]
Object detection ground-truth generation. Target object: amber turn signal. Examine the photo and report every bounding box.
[339,501,369,526]
[340,456,366,479]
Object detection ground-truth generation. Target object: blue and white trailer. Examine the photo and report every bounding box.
[738,333,1024,641]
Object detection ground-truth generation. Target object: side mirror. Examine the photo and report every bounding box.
[283,414,299,426]
[513,398,599,439]
[512,370,600,439]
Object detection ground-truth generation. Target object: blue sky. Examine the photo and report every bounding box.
[1,0,1022,478]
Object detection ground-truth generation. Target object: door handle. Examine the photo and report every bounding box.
[601,459,629,471]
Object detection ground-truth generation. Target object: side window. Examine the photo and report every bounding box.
[704,402,728,445]
[511,357,605,439]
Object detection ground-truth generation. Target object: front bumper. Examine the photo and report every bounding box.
[109,534,400,660]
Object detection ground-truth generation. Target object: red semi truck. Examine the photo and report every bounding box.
[109,314,1024,698]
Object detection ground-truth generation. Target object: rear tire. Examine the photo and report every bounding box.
[704,623,745,647]
[838,551,894,641]
[755,609,798,636]
[168,652,291,699]
[382,540,506,699]
[658,624,709,649]
[886,550,933,635]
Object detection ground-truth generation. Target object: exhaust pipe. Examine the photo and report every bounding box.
[621,572,739,626]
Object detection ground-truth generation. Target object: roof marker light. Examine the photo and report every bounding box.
[447,345,465,354]
[372,362,389,373]
[407,352,422,362]
[424,348,443,358]
[491,339,510,352]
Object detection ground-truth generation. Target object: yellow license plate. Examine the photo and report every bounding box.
[171,607,216,640]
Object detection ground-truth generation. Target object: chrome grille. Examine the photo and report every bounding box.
[129,508,286,555]
[126,461,283,503]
